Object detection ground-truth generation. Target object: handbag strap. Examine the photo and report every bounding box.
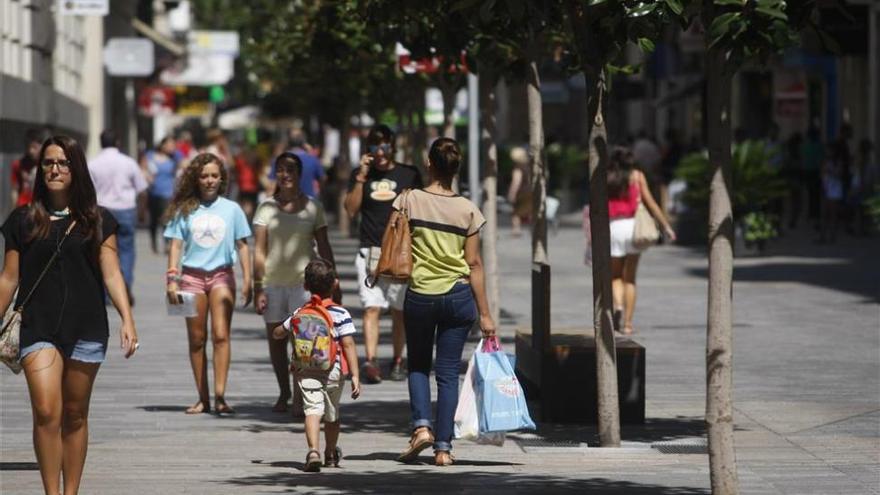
[16,220,77,311]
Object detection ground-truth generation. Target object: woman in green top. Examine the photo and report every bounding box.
[253,152,336,413]
[395,138,496,466]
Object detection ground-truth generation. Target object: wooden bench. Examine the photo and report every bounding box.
[515,328,646,424]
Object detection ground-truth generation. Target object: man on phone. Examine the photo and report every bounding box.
[344,124,422,383]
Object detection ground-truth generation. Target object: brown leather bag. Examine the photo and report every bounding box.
[369,189,413,287]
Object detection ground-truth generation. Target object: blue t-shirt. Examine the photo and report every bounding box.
[270,148,325,198]
[164,197,252,271]
[146,150,180,199]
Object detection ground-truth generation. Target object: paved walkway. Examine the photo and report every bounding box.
[1,219,878,494]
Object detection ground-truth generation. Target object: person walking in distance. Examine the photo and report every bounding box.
[253,152,336,414]
[602,147,675,335]
[9,129,43,208]
[343,124,422,383]
[89,130,148,304]
[0,135,139,494]
[142,136,181,254]
[164,153,253,415]
[395,138,496,466]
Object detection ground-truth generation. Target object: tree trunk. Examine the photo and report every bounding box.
[705,43,739,495]
[585,70,621,447]
[526,48,547,265]
[480,72,500,324]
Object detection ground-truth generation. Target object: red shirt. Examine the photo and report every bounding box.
[11,157,38,206]
[608,182,640,219]
[234,156,259,194]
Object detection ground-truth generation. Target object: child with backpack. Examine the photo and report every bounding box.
[273,258,360,472]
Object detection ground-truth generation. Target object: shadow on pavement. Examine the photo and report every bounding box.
[687,259,879,302]
[218,469,709,494]
[521,416,708,446]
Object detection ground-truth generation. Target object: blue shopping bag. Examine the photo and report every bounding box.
[474,338,536,434]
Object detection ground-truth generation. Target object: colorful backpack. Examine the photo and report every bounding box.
[289,295,339,372]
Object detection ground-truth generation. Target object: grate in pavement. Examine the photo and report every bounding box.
[0,462,40,471]
[651,438,708,454]
[516,439,589,452]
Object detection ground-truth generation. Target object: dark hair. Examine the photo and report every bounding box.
[24,128,43,145]
[366,124,395,147]
[304,258,336,297]
[163,153,227,223]
[100,130,118,148]
[275,151,303,178]
[157,136,175,149]
[28,136,102,251]
[607,146,635,199]
[427,137,462,186]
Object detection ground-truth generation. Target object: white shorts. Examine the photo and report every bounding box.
[355,248,407,311]
[609,217,642,258]
[262,285,311,323]
[297,370,344,422]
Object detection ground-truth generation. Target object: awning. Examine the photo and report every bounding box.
[132,18,185,57]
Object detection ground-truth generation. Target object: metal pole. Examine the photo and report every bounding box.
[467,73,481,206]
[870,6,879,152]
[125,78,137,156]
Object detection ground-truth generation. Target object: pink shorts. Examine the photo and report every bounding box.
[180,266,236,294]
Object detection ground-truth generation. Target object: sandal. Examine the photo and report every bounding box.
[272,396,290,413]
[324,446,342,468]
[304,449,322,472]
[434,450,455,467]
[397,427,434,463]
[185,400,210,415]
[214,397,236,415]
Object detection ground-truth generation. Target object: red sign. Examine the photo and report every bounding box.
[138,86,176,116]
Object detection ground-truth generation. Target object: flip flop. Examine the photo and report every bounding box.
[272,397,290,413]
[214,398,236,415]
[185,401,210,414]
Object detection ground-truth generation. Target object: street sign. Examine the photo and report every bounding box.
[160,54,234,86]
[188,31,240,56]
[103,38,154,77]
[58,0,108,16]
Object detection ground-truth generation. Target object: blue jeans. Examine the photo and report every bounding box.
[19,340,107,363]
[404,283,477,452]
[109,208,136,291]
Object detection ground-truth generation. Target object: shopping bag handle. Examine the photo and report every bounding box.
[481,336,502,353]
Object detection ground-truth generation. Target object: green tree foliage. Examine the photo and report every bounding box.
[676,141,787,218]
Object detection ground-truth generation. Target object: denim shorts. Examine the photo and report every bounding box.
[19,340,107,363]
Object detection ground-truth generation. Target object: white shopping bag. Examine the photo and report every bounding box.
[454,340,505,446]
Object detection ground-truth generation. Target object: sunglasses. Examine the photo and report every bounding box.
[368,144,391,154]
[41,159,71,172]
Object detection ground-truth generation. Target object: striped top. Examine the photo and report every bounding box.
[393,189,486,295]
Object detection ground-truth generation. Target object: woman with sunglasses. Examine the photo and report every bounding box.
[253,152,336,413]
[0,135,138,494]
[164,153,252,415]
[344,124,423,384]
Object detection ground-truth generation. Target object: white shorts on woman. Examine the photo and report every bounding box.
[262,285,311,323]
[609,217,642,258]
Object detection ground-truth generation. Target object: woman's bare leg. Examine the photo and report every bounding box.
[23,348,65,495]
[60,359,100,495]
[623,254,642,332]
[209,286,235,405]
[611,257,626,311]
[185,294,210,412]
